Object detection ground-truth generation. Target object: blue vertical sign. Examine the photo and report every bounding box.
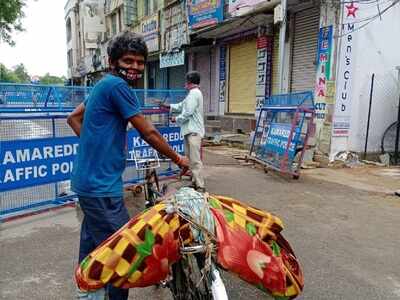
[219,45,226,103]
[315,25,333,121]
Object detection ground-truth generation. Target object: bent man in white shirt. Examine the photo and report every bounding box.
[162,71,205,191]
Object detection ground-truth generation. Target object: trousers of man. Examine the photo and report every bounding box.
[78,196,130,300]
[184,133,204,189]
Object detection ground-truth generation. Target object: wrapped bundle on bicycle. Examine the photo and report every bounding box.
[76,188,304,299]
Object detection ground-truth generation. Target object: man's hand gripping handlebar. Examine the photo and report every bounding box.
[174,154,190,178]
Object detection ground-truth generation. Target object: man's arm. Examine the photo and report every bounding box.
[161,100,184,113]
[174,92,197,125]
[67,103,85,137]
[129,113,189,169]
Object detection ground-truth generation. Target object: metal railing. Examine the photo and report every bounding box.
[0,83,92,108]
[0,84,187,220]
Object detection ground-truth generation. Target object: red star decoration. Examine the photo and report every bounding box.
[346,2,359,18]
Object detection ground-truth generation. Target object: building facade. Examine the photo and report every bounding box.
[64,0,107,85]
[64,0,400,158]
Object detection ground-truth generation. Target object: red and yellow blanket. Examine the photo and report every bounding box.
[76,195,304,299]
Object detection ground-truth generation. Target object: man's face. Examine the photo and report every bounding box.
[112,52,145,84]
[185,82,194,90]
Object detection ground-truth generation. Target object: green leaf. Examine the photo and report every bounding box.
[246,223,257,236]
[274,296,289,300]
[127,255,145,277]
[271,240,281,257]
[144,228,155,248]
[80,256,90,271]
[224,209,234,222]
[136,243,152,257]
[209,197,221,209]
[256,283,268,293]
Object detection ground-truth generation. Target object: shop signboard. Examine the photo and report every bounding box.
[229,0,269,16]
[162,2,189,51]
[333,3,359,137]
[188,0,224,29]
[140,13,160,53]
[160,50,185,68]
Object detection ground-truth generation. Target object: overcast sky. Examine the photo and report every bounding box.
[0,0,67,77]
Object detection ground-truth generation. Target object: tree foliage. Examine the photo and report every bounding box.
[39,73,66,85]
[0,63,66,84]
[13,63,30,82]
[0,0,26,46]
[0,63,19,82]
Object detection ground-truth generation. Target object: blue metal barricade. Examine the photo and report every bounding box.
[0,83,187,220]
[249,91,315,179]
[0,83,92,108]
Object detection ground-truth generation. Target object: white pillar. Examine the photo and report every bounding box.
[278,0,287,93]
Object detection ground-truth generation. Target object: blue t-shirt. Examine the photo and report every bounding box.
[71,74,141,197]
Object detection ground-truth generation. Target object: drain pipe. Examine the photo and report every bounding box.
[363,73,375,160]
[278,0,287,93]
[394,66,400,164]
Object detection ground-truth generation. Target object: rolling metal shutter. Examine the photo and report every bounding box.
[290,7,320,92]
[194,49,218,115]
[168,65,186,89]
[228,39,257,113]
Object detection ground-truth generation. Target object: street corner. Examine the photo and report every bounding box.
[302,165,400,196]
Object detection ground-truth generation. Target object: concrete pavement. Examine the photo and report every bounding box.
[1,146,400,299]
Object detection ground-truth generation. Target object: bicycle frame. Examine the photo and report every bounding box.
[141,161,228,300]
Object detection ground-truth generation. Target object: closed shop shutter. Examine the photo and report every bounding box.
[272,31,280,95]
[168,65,186,89]
[156,68,168,89]
[290,7,320,92]
[195,51,211,114]
[228,39,257,113]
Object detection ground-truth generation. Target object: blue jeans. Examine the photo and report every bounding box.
[78,196,130,300]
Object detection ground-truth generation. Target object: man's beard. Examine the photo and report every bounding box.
[116,66,143,85]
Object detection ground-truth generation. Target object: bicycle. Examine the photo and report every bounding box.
[136,149,228,300]
[381,121,400,164]
[76,151,304,300]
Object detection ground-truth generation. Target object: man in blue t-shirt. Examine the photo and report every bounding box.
[67,31,189,300]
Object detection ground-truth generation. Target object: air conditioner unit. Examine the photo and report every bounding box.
[274,4,283,24]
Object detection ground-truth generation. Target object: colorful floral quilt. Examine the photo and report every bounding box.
[75,192,303,299]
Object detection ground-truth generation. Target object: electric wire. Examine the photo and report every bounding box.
[337,0,399,37]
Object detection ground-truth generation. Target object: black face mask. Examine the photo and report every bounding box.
[116,65,143,85]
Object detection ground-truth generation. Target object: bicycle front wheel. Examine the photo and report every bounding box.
[169,254,214,300]
[381,122,400,160]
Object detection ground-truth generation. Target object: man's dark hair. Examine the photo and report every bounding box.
[107,31,148,63]
[186,71,201,85]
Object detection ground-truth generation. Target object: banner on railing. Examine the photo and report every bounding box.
[261,123,297,159]
[0,127,184,192]
[127,126,184,159]
[0,137,79,191]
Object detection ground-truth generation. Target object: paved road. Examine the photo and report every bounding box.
[1,147,400,299]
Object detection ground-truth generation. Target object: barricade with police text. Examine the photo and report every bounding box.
[0,84,187,220]
[249,92,316,179]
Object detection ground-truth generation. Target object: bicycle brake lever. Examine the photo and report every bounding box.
[179,167,189,179]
